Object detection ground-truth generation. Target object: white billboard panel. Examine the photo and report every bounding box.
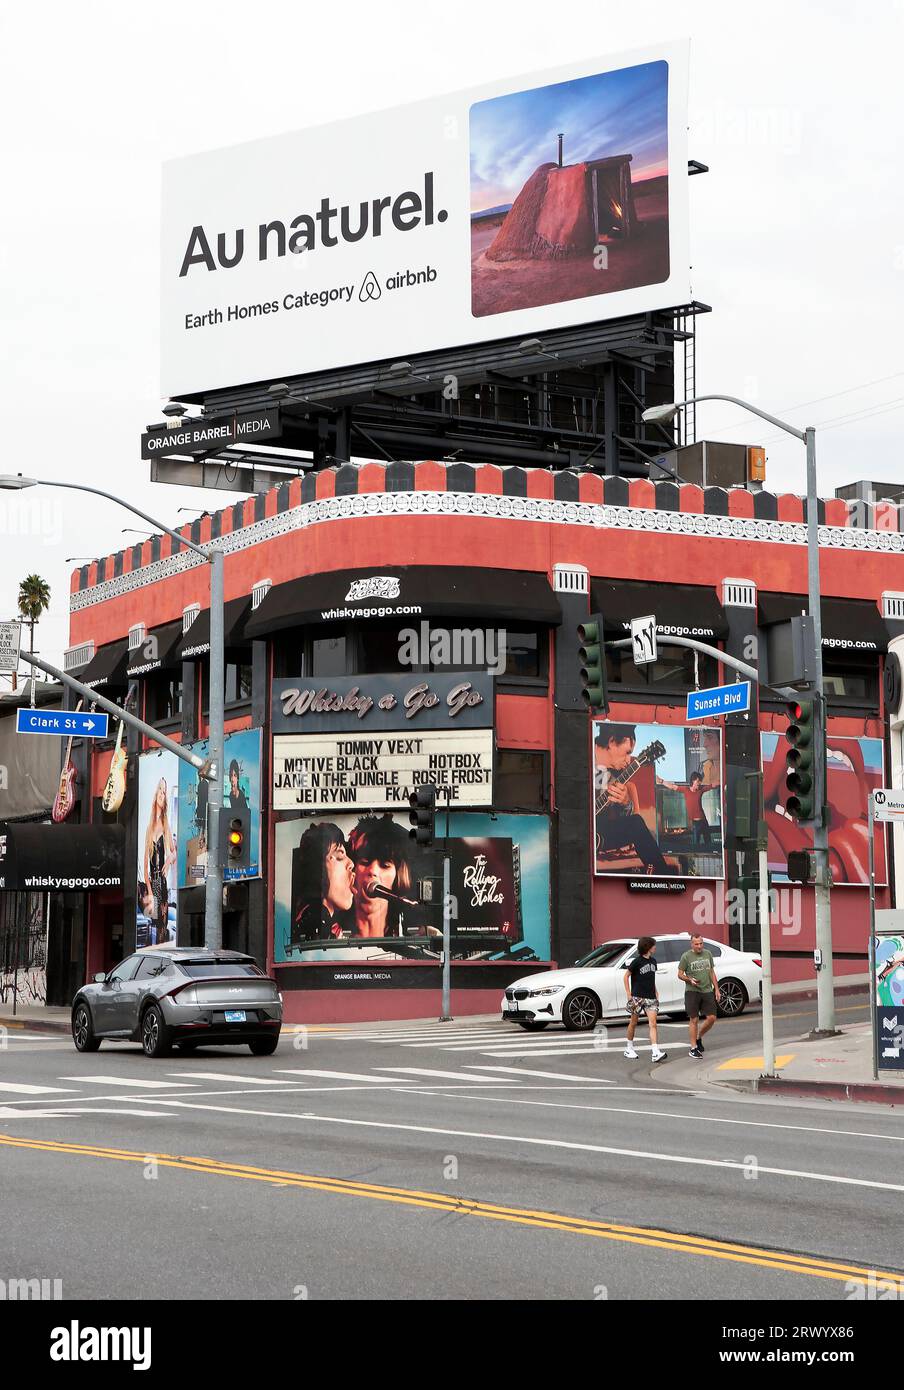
[162,42,690,395]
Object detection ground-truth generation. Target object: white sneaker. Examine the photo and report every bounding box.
[624,1046,638,1059]
[651,1049,668,1063]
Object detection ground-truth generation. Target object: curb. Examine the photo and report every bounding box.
[0,1013,70,1035]
[753,1075,904,1106]
[770,981,869,1007]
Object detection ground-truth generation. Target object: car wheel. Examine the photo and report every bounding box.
[562,989,601,1032]
[517,1020,550,1031]
[248,1037,280,1056]
[141,1004,173,1057]
[717,978,748,1018]
[72,1002,101,1052]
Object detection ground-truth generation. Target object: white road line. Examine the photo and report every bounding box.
[173,1072,293,1085]
[427,1091,904,1140]
[0,1082,77,1094]
[466,1066,617,1084]
[373,1067,519,1083]
[57,1075,196,1089]
[150,1099,904,1195]
[273,1069,398,1083]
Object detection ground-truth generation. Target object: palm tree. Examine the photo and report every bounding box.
[17,574,51,679]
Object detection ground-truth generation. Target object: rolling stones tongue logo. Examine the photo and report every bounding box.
[462,854,504,907]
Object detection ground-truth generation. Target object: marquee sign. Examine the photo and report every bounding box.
[272,729,494,812]
[161,42,689,394]
[271,673,493,735]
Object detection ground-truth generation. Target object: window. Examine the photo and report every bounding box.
[310,634,347,676]
[179,961,263,978]
[108,956,142,983]
[652,940,686,963]
[135,956,169,980]
[226,663,253,704]
[146,673,183,724]
[575,942,631,968]
[822,655,877,705]
[494,750,546,808]
[606,645,719,692]
[500,630,540,678]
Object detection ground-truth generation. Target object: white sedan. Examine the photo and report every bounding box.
[500,934,762,1032]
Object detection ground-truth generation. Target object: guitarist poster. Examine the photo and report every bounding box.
[592,720,724,879]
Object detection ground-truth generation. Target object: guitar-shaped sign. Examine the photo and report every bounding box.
[51,700,83,823]
[101,687,136,814]
[595,741,667,848]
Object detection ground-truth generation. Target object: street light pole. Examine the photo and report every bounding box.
[0,474,226,953]
[641,397,835,1034]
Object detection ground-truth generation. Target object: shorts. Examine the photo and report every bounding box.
[628,996,658,1016]
[685,988,717,1017]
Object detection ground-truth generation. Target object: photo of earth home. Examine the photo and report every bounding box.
[470,60,671,318]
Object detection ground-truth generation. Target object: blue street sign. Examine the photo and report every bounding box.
[686,681,751,721]
[16,708,110,739]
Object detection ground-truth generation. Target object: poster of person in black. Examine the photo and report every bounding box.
[594,724,670,874]
[289,822,355,950]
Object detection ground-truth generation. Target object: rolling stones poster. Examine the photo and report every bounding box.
[273,811,551,965]
[762,733,887,886]
[592,719,724,879]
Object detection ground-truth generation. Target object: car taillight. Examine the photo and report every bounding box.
[753,959,762,968]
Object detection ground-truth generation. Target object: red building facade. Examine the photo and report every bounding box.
[58,461,904,1022]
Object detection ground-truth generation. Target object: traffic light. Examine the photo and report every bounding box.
[409,784,437,846]
[784,699,817,821]
[577,613,608,713]
[227,817,245,862]
[787,850,816,883]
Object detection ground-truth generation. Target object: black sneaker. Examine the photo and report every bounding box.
[688,1046,703,1058]
[697,1038,705,1054]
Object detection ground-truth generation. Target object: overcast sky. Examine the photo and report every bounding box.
[2,0,902,669]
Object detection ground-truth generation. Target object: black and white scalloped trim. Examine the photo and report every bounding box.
[70,491,904,612]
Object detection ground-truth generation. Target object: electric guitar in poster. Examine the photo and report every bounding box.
[51,700,83,823]
[101,687,136,814]
[595,740,666,853]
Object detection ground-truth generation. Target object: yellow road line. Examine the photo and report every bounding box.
[0,1131,897,1288]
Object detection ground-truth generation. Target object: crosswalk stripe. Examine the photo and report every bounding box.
[172,1072,293,1085]
[466,1065,618,1084]
[273,1069,398,1083]
[0,1082,77,1094]
[373,1067,518,1083]
[58,1075,196,1089]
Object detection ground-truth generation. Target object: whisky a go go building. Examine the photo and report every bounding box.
[61,462,904,1024]
[51,43,904,1020]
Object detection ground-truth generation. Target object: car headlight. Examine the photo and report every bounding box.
[528,985,566,997]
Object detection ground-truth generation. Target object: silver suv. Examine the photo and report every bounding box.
[71,948,283,1058]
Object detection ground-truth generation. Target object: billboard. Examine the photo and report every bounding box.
[592,719,724,879]
[136,749,179,947]
[161,43,689,395]
[178,728,263,886]
[762,733,887,886]
[274,811,550,965]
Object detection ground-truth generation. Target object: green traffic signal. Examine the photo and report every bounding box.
[409,784,437,846]
[784,699,817,820]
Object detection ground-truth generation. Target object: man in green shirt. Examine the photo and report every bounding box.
[678,933,721,1057]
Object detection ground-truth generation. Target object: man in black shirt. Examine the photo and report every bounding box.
[623,936,668,1063]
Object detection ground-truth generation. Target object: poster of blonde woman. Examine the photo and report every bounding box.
[136,749,179,946]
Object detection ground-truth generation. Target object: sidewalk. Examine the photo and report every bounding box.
[0,1003,70,1034]
[696,1018,904,1106]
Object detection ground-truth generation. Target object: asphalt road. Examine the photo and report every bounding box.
[0,993,900,1302]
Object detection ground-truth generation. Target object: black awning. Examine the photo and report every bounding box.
[759,593,887,652]
[590,579,729,642]
[0,823,124,892]
[244,566,562,638]
[79,639,128,690]
[126,620,184,678]
[175,597,252,661]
